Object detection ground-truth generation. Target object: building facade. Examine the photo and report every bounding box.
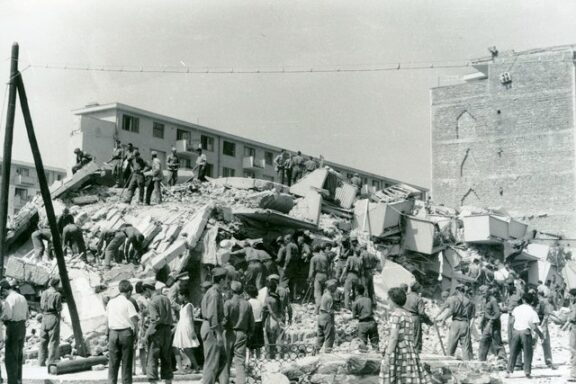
[71,102,424,192]
[0,158,66,215]
[431,45,576,237]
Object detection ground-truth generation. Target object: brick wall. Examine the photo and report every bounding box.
[431,48,576,237]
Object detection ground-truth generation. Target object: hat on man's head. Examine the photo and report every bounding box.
[212,267,227,278]
[0,279,11,291]
[267,274,280,282]
[230,281,243,293]
[151,151,158,157]
[49,277,61,287]
[201,281,213,289]
[73,148,81,154]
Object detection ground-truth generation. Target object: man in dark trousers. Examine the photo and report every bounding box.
[62,223,87,259]
[309,244,330,314]
[106,280,139,384]
[0,279,28,384]
[31,224,53,263]
[291,151,304,183]
[145,151,163,205]
[124,151,149,204]
[122,224,145,264]
[352,285,379,352]
[38,277,62,367]
[108,139,125,187]
[435,284,473,360]
[277,234,300,301]
[220,281,254,384]
[166,147,179,186]
[143,279,173,384]
[360,245,381,305]
[314,279,338,354]
[72,147,93,174]
[404,282,433,353]
[101,228,127,269]
[201,268,227,384]
[537,290,560,369]
[123,143,136,183]
[340,242,364,310]
[479,286,507,362]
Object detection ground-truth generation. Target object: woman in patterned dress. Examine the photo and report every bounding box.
[380,287,431,384]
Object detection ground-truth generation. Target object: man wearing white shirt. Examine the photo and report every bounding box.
[507,292,544,378]
[0,279,28,384]
[107,280,139,384]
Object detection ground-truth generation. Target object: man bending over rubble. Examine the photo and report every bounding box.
[31,224,53,263]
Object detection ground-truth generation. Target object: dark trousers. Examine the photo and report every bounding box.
[5,321,25,384]
[62,224,86,256]
[357,320,379,351]
[220,330,248,384]
[146,325,173,381]
[168,170,178,186]
[479,318,506,361]
[364,273,375,305]
[315,314,335,353]
[145,179,162,205]
[541,324,553,366]
[344,273,360,309]
[124,173,145,204]
[508,315,523,366]
[197,165,207,182]
[201,322,226,384]
[38,314,60,366]
[508,329,533,376]
[104,233,126,267]
[32,229,53,260]
[313,273,328,313]
[285,168,292,186]
[447,319,472,360]
[410,314,423,353]
[108,328,134,384]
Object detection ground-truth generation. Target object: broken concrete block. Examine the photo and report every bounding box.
[403,216,449,255]
[181,204,213,249]
[75,211,89,227]
[508,218,528,239]
[5,257,54,286]
[353,199,414,238]
[71,195,99,206]
[91,207,109,222]
[462,215,509,243]
[50,161,103,199]
[290,168,329,197]
[151,239,188,272]
[141,250,158,267]
[289,191,322,225]
[334,182,357,209]
[259,193,295,213]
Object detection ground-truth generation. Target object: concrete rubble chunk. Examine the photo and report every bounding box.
[150,238,188,272]
[71,195,99,205]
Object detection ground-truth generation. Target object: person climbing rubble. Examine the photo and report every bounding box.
[314,279,337,354]
[124,151,150,205]
[61,223,87,260]
[31,222,53,263]
[71,147,93,174]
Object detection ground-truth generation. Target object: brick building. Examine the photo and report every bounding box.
[71,102,424,192]
[431,45,576,238]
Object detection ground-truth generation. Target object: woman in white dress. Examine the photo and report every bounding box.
[172,290,200,374]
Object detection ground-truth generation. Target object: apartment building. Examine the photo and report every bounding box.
[0,158,66,215]
[70,102,423,192]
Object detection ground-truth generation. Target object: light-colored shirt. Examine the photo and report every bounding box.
[196,153,207,166]
[249,297,264,322]
[512,304,540,331]
[2,291,28,322]
[107,294,138,331]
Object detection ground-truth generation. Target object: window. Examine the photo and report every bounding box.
[57,174,62,181]
[347,173,353,180]
[17,168,29,177]
[14,188,28,201]
[222,167,236,177]
[265,151,274,166]
[372,180,380,189]
[223,141,236,157]
[177,129,191,143]
[243,170,255,178]
[122,115,140,133]
[153,122,165,139]
[262,175,275,182]
[205,163,213,177]
[244,146,256,158]
[182,158,192,168]
[201,135,214,152]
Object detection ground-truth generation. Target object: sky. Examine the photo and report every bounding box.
[1,0,576,188]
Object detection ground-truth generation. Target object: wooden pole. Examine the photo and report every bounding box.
[15,75,88,357]
[0,43,19,277]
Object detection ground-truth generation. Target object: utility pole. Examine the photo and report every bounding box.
[0,43,19,274]
[1,42,87,356]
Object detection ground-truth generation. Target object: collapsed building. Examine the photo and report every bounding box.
[3,160,571,382]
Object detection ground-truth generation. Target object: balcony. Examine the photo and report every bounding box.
[174,139,196,158]
[17,175,35,186]
[242,156,265,170]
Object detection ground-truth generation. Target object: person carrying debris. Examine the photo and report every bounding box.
[277,234,300,301]
[194,147,208,182]
[0,279,28,384]
[31,222,54,263]
[478,286,507,362]
[263,274,292,359]
[124,151,150,204]
[314,279,338,354]
[142,279,174,384]
[404,282,433,354]
[106,279,139,384]
[220,281,254,384]
[435,283,473,360]
[352,284,379,352]
[291,151,304,183]
[145,151,163,205]
[38,277,62,367]
[166,147,180,186]
[108,139,125,187]
[340,236,364,309]
[201,268,227,384]
[71,147,93,174]
[309,244,330,314]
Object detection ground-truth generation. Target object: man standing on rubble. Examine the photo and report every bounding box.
[350,173,362,189]
[124,151,150,205]
[340,236,364,309]
[273,150,287,184]
[263,274,292,359]
[309,244,330,314]
[303,156,318,176]
[277,234,300,301]
[220,281,254,384]
[478,286,507,363]
[314,279,338,354]
[142,279,174,384]
[195,147,208,182]
[435,284,473,360]
[1,279,28,384]
[291,151,304,184]
[537,290,560,370]
[123,143,136,183]
[38,277,62,367]
[352,284,379,352]
[404,282,433,354]
[166,147,179,186]
[201,268,227,384]
[72,147,93,174]
[145,151,163,205]
[360,244,381,306]
[108,139,125,187]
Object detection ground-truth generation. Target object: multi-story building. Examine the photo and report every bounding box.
[0,158,66,215]
[70,102,425,193]
[431,45,576,237]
